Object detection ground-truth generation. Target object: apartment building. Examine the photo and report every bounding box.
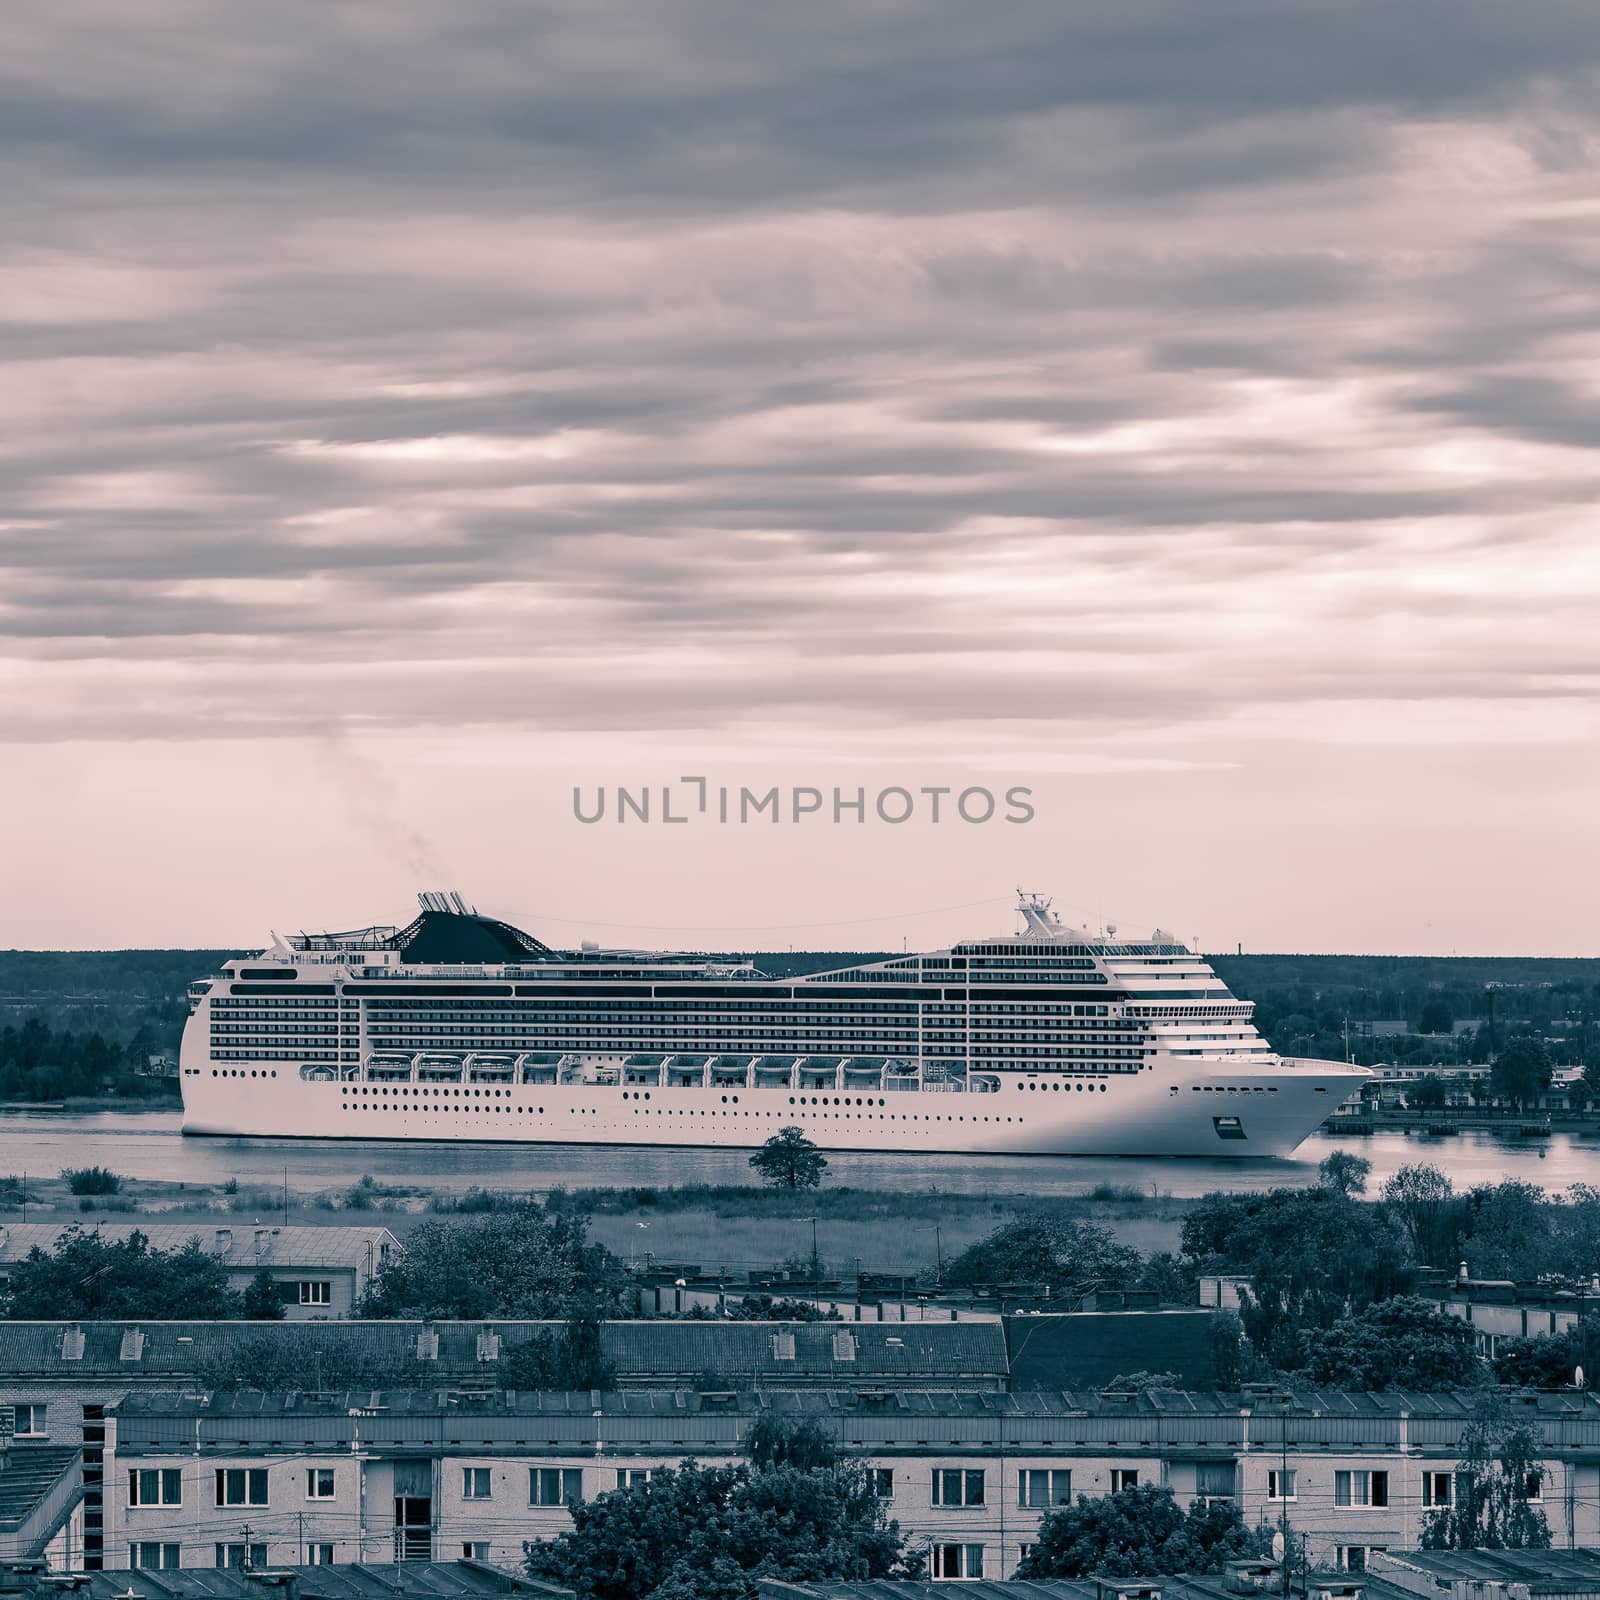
[2,1317,1005,1570]
[102,1386,1600,1582]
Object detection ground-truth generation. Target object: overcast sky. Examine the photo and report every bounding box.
[3,1,1598,953]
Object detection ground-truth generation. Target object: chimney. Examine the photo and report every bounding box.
[1458,1261,1469,1284]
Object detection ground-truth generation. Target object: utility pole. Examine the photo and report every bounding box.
[283,1166,290,1228]
[240,1522,255,1571]
[298,1511,305,1566]
[1280,1400,1290,1600]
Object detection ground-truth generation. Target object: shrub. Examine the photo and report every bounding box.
[63,1166,122,1196]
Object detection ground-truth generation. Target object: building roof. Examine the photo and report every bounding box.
[1376,1549,1600,1595]
[2,1559,570,1600]
[106,1382,1600,1457]
[758,1579,1381,1600]
[0,1318,1007,1384]
[0,1447,78,1531]
[0,1224,396,1272]
[1003,1312,1221,1391]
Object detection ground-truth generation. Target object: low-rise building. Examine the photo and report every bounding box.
[101,1385,1600,1582]
[0,1226,397,1321]
[1,1317,1006,1569]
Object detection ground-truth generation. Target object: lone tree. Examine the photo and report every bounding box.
[1421,1402,1551,1550]
[749,1127,828,1190]
[1409,1075,1450,1112]
[1491,1038,1553,1111]
[1318,1150,1372,1197]
[1016,1484,1265,1578]
[524,1458,915,1598]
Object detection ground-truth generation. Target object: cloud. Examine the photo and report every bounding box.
[0,0,1597,771]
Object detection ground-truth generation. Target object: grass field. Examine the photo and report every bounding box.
[579,1187,1188,1277]
[5,1169,1191,1279]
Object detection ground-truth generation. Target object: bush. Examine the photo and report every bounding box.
[63,1166,122,1196]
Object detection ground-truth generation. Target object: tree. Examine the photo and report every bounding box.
[1456,1181,1553,1280]
[1297,1296,1482,1390]
[1492,1037,1553,1111]
[1382,1165,1456,1265]
[744,1414,838,1472]
[1493,1319,1600,1389]
[944,1213,1141,1289]
[749,1128,828,1191]
[1318,1151,1372,1197]
[523,1459,915,1599]
[1419,999,1454,1035]
[502,1315,617,1390]
[1421,1403,1551,1550]
[242,1269,287,1320]
[3,1226,242,1319]
[1016,1485,1265,1578]
[1180,1187,1412,1368]
[359,1202,631,1319]
[1137,1251,1193,1303]
[1409,1075,1449,1111]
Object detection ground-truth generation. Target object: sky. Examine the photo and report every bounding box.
[2,1,1598,954]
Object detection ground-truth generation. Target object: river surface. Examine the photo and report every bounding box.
[2,1110,1599,1198]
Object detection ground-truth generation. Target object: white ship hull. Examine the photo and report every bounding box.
[179,1056,1357,1159]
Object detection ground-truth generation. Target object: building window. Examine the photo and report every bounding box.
[309,1545,336,1566]
[216,1544,268,1570]
[298,1280,332,1306]
[868,1468,894,1500]
[307,1468,336,1500]
[931,1543,985,1580]
[463,1467,492,1500]
[1422,1471,1452,1508]
[932,1469,986,1508]
[215,1468,269,1507]
[130,1468,183,1507]
[1019,1470,1071,1509]
[1267,1470,1297,1502]
[131,1543,180,1570]
[1111,1469,1140,1493]
[531,1468,584,1507]
[12,1404,46,1438]
[1337,1546,1385,1572]
[1524,1471,1543,1502]
[462,1543,490,1560]
[617,1468,653,1489]
[1334,1471,1388,1508]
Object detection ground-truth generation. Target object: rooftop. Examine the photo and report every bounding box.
[0,1224,396,1272]
[0,1559,569,1600]
[0,1318,1007,1383]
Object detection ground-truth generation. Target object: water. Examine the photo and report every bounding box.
[3,1110,1598,1199]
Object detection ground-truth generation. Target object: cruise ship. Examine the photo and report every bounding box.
[179,893,1366,1158]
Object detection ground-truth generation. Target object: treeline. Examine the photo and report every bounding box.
[1212,953,1600,1069]
[0,1018,178,1102]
